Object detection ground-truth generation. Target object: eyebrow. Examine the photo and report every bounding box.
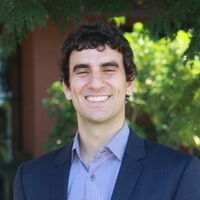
[73,64,90,72]
[101,61,119,68]
[72,61,119,72]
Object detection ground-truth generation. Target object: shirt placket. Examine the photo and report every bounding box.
[85,150,109,200]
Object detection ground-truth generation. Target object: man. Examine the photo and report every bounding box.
[14,21,200,200]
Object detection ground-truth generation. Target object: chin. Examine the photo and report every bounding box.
[86,114,112,124]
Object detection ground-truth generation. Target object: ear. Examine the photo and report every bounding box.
[126,81,133,96]
[62,82,72,100]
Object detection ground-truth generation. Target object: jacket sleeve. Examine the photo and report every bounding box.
[13,163,26,200]
[175,156,200,200]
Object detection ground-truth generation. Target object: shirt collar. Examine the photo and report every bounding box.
[71,122,130,162]
[71,132,81,160]
[105,122,129,161]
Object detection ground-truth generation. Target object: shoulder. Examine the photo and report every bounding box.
[14,145,72,198]
[143,138,200,169]
[128,129,197,164]
[20,144,72,173]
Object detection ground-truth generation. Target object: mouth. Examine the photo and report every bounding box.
[85,95,111,102]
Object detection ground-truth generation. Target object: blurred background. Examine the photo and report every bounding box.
[0,0,200,199]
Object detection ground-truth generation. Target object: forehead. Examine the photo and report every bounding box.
[69,46,123,68]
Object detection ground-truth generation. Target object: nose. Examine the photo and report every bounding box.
[88,72,105,90]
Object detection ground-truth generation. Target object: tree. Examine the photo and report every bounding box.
[42,81,76,149]
[0,0,131,57]
[125,22,200,154]
[1,0,200,57]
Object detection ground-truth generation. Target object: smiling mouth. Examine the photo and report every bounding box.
[85,95,110,102]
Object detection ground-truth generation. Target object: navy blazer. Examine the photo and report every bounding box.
[14,129,200,200]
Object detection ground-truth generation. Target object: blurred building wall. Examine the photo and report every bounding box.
[21,21,72,157]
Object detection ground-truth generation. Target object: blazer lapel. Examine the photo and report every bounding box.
[111,129,146,200]
[50,144,72,200]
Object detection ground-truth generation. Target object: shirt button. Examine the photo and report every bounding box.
[90,174,95,181]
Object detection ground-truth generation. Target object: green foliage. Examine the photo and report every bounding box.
[83,0,130,16]
[146,0,200,58]
[42,81,77,149]
[0,0,132,57]
[1,0,200,57]
[0,0,48,56]
[125,22,200,151]
[45,0,82,29]
[108,16,126,27]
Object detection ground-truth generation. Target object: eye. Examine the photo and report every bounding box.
[104,69,115,72]
[77,71,89,74]
[76,69,90,75]
[103,67,117,73]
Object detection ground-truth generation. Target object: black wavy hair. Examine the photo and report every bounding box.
[59,21,137,87]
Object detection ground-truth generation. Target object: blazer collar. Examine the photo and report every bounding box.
[50,144,72,200]
[111,128,146,200]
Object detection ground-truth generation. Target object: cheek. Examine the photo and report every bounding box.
[70,75,88,87]
[69,83,84,99]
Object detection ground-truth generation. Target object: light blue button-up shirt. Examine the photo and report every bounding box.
[67,123,130,200]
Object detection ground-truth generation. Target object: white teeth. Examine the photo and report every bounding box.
[86,96,109,102]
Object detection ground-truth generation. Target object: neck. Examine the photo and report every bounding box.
[77,115,125,164]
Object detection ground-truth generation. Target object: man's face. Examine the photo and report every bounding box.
[63,45,133,125]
